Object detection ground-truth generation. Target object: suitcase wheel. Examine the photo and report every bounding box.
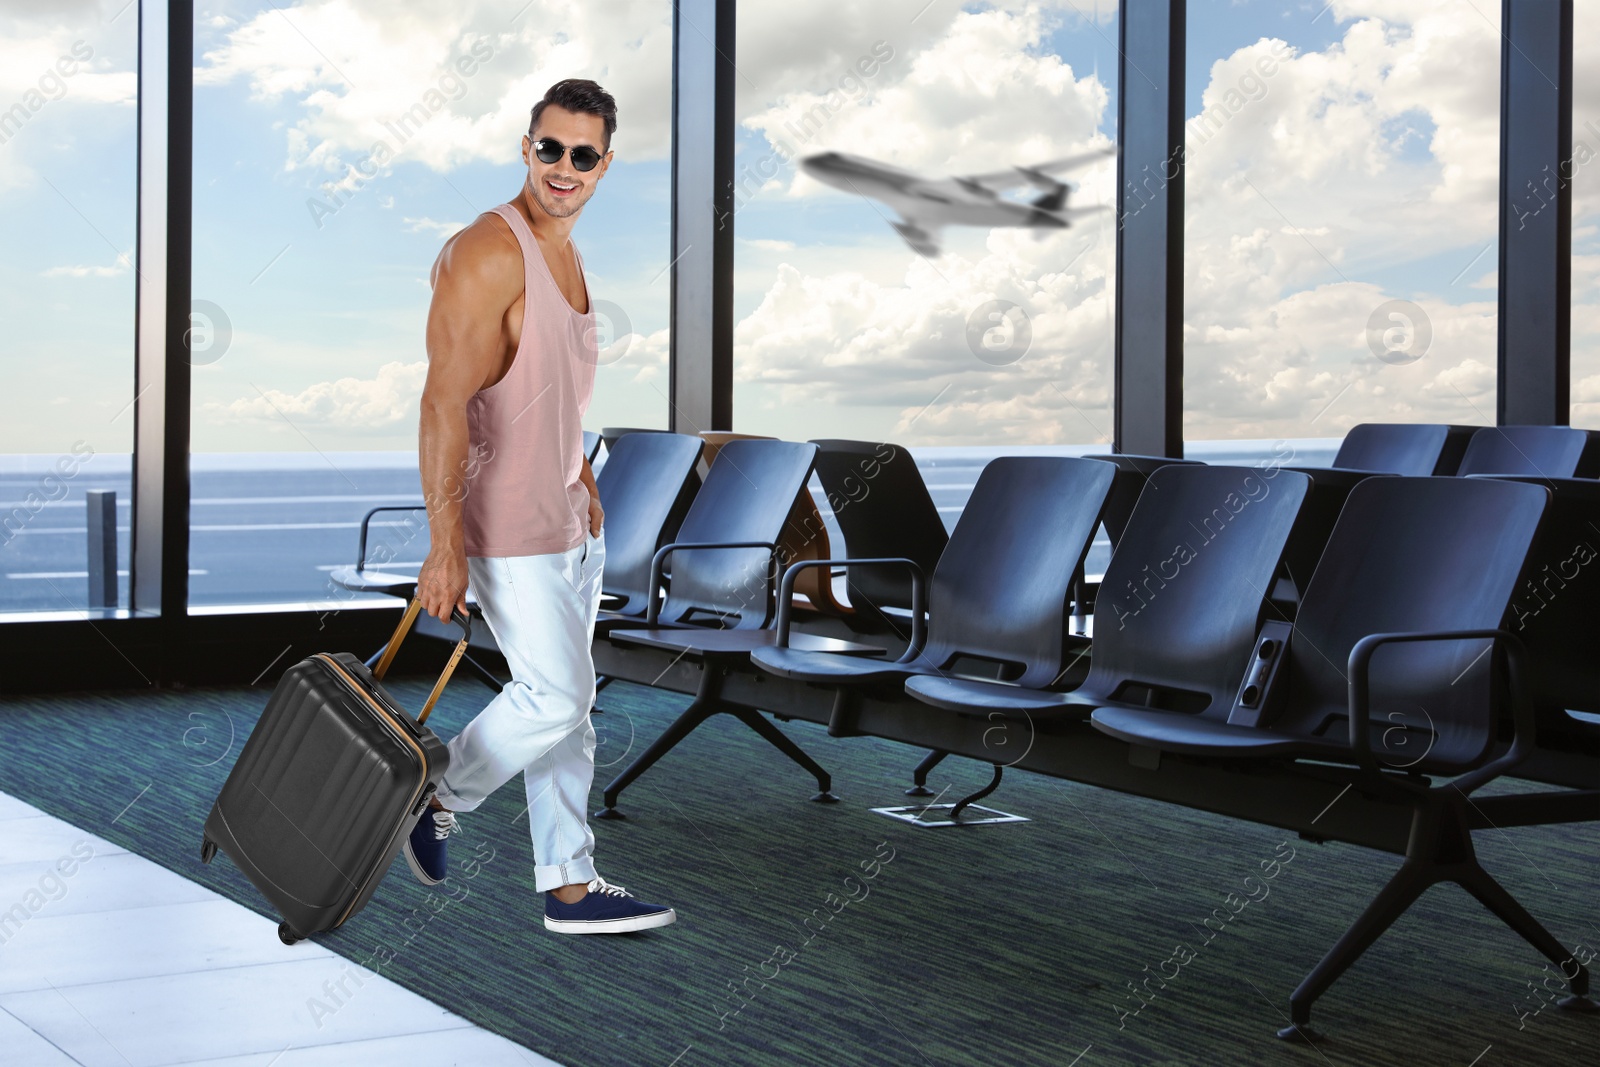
[200,839,217,865]
[278,922,304,946]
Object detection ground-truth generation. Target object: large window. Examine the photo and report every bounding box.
[1183,0,1501,452]
[1575,0,1598,425]
[189,0,670,610]
[730,1,1120,451]
[0,1,137,616]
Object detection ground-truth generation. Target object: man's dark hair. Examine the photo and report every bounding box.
[528,79,617,153]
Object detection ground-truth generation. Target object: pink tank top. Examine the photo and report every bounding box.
[460,202,597,558]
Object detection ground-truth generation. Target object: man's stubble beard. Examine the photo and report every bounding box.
[526,174,591,219]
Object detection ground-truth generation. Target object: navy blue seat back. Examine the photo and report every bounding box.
[599,425,668,456]
[660,439,819,629]
[1085,465,1310,711]
[1456,426,1600,479]
[913,458,1113,687]
[1280,477,1549,772]
[1489,476,1600,749]
[1084,454,1207,547]
[811,440,949,612]
[1333,423,1477,475]
[595,431,704,616]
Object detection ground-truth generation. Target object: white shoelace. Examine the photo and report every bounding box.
[586,876,632,898]
[431,809,461,841]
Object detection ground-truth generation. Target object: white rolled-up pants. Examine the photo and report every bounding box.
[433,527,604,892]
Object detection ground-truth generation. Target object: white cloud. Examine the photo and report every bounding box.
[745,4,1109,201]
[721,3,1118,445]
[195,0,675,179]
[402,216,466,238]
[0,3,137,192]
[721,1,1570,443]
[42,259,128,278]
[206,360,428,430]
[607,326,667,385]
[183,0,1557,442]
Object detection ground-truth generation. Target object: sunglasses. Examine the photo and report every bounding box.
[532,137,604,172]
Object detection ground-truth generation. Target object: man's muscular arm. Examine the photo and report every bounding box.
[417,218,522,623]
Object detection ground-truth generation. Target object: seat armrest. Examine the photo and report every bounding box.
[1348,628,1533,794]
[355,505,428,572]
[776,558,926,659]
[647,541,780,625]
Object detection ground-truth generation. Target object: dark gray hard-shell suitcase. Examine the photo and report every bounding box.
[201,598,470,944]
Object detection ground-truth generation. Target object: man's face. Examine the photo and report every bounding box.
[523,104,612,219]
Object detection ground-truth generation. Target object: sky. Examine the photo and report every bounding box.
[0,0,1595,455]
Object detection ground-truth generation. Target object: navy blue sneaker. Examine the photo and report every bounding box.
[544,876,677,934]
[403,805,460,885]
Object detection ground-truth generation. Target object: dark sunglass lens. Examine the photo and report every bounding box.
[534,139,563,164]
[570,147,601,171]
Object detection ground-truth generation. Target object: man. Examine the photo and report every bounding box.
[408,79,674,934]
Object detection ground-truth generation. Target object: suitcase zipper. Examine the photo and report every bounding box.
[314,654,435,927]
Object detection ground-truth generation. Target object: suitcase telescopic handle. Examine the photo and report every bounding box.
[371,597,473,724]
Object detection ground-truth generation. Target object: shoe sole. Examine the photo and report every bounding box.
[402,840,444,886]
[544,908,677,934]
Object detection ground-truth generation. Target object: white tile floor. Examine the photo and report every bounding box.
[0,790,561,1067]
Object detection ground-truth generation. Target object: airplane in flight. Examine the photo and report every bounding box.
[797,147,1113,257]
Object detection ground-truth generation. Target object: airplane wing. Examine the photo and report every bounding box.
[956,148,1114,194]
[891,219,944,258]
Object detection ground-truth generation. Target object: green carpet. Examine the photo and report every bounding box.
[1,671,1596,1066]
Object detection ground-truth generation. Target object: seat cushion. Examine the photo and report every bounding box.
[609,628,887,658]
[750,643,930,684]
[594,613,685,638]
[1090,707,1347,759]
[902,674,1102,719]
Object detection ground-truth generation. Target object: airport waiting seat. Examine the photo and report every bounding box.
[809,439,949,636]
[903,464,1310,724]
[1269,424,1583,614]
[593,438,824,639]
[587,431,704,620]
[1484,475,1600,759]
[1090,475,1582,1038]
[1329,421,1478,475]
[694,432,851,618]
[1073,454,1207,618]
[592,438,894,815]
[599,425,667,455]
[1455,425,1600,478]
[714,457,1113,808]
[1082,454,1207,546]
[1266,423,1472,614]
[750,456,1115,690]
[600,457,1116,815]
